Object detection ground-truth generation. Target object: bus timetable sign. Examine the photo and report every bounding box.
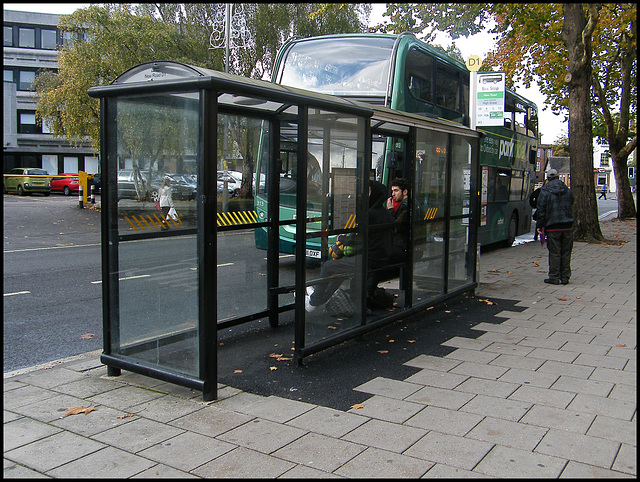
[475,72,505,127]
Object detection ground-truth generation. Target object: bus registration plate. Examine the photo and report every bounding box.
[306,248,321,259]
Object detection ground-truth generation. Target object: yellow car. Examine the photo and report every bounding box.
[4,168,51,196]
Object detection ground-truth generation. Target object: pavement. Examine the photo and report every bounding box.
[4,215,636,478]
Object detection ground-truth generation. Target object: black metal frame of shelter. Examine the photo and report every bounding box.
[88,61,480,401]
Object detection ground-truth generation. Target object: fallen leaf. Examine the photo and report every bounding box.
[276,357,292,361]
[80,333,95,339]
[378,350,389,354]
[64,406,96,416]
[269,353,283,358]
[507,271,514,274]
[117,413,135,419]
[407,340,416,343]
[351,403,364,409]
[533,262,540,267]
[269,366,277,371]
[616,344,626,347]
[233,369,243,374]
[389,339,395,343]
[557,297,567,301]
[445,310,451,313]
[576,297,581,299]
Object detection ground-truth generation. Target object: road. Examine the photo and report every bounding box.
[3,193,621,373]
[3,195,102,372]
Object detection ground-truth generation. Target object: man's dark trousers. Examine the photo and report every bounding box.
[546,228,573,282]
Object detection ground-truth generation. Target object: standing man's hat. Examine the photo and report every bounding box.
[547,169,558,179]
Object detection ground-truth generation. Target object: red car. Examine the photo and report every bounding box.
[50,173,80,196]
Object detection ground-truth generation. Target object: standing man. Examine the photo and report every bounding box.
[535,169,574,285]
[387,177,410,262]
[598,183,607,200]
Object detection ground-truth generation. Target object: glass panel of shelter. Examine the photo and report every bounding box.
[216,114,270,324]
[110,92,200,377]
[448,136,474,290]
[413,128,447,304]
[303,110,367,347]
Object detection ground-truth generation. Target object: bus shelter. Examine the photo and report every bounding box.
[88,61,480,401]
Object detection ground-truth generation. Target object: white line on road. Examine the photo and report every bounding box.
[4,243,101,254]
[4,291,31,297]
[91,274,151,284]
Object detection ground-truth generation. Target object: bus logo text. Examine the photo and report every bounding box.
[499,139,514,159]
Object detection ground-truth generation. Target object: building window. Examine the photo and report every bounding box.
[18,111,38,134]
[4,25,13,46]
[41,29,57,50]
[600,151,610,166]
[18,27,35,48]
[18,71,36,91]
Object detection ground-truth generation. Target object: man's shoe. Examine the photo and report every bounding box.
[544,278,560,285]
[561,279,569,285]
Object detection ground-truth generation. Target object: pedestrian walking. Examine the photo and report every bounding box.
[535,169,574,285]
[598,183,607,200]
[157,177,174,229]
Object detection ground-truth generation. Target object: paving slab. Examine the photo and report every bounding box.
[272,432,365,473]
[286,405,368,438]
[191,446,294,478]
[340,418,426,453]
[474,445,566,478]
[46,446,156,478]
[137,431,236,472]
[403,430,493,471]
[4,431,106,473]
[334,446,433,478]
[536,429,621,469]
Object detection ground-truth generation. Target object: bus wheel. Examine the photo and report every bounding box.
[504,213,518,247]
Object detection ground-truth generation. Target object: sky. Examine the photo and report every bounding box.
[5,3,566,143]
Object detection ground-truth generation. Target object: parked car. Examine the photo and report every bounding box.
[89,173,101,194]
[117,169,145,200]
[50,173,80,196]
[3,167,51,196]
[147,174,196,202]
[217,170,243,197]
[117,170,196,201]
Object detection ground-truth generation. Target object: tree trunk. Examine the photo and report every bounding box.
[562,4,604,242]
[612,153,636,219]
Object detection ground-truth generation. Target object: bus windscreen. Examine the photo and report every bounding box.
[277,37,396,97]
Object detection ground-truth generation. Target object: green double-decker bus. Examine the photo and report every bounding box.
[254,33,538,254]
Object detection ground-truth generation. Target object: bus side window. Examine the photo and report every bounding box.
[435,62,459,112]
[406,48,433,104]
[495,169,510,202]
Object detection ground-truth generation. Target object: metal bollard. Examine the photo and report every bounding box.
[91,184,95,204]
[78,185,83,209]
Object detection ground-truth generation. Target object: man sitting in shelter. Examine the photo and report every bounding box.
[305,180,393,312]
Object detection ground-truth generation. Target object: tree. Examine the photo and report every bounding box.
[373,3,637,236]
[34,3,369,152]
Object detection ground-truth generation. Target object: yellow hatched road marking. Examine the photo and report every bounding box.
[217,210,258,227]
[424,207,438,220]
